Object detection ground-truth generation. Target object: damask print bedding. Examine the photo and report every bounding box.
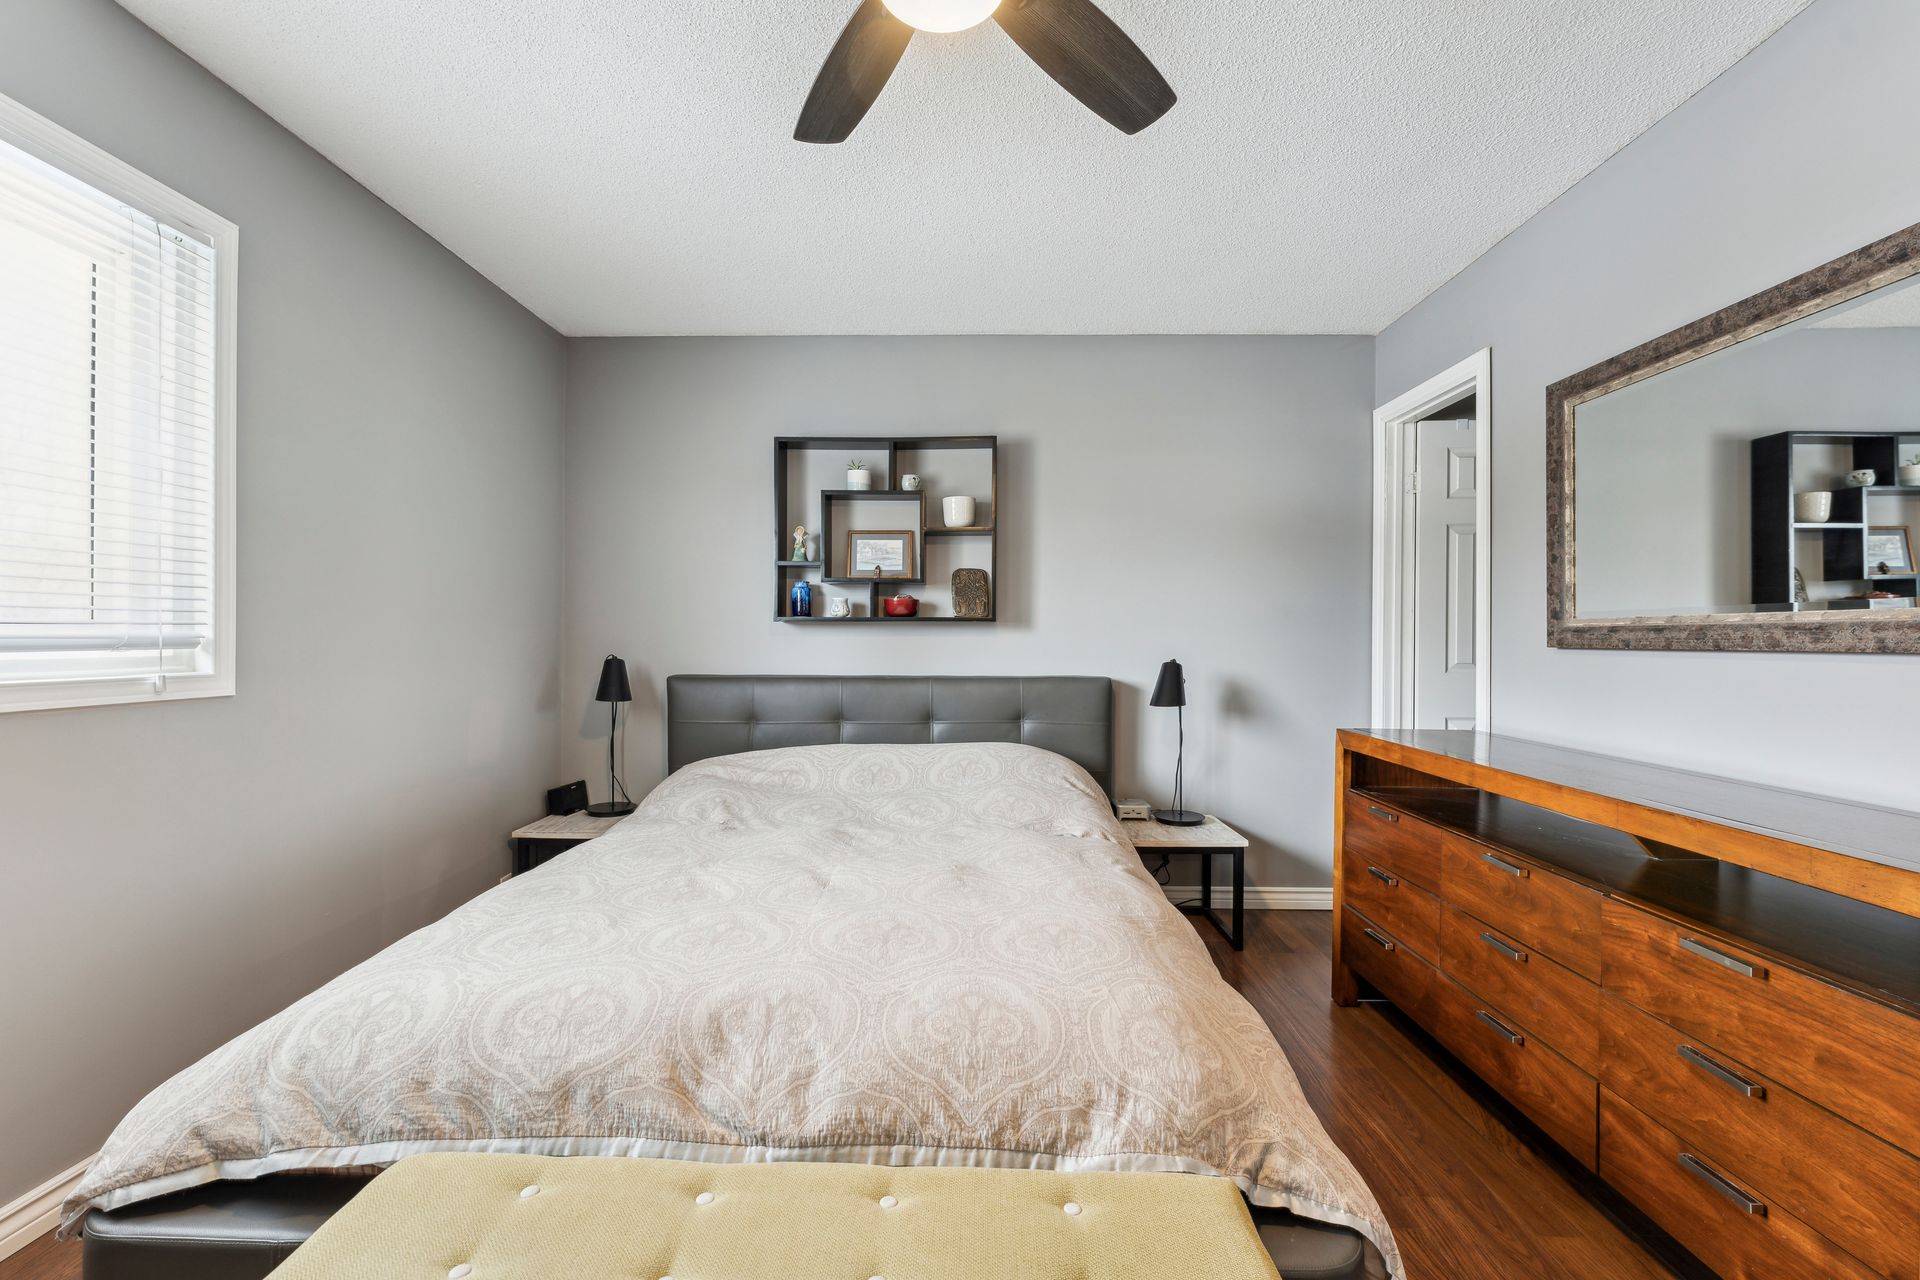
[65,742,1401,1276]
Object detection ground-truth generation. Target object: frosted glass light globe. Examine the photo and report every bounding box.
[882,0,1001,33]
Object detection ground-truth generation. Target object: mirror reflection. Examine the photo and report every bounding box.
[1574,274,1920,619]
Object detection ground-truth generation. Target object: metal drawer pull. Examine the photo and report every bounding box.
[1479,932,1528,962]
[1475,1010,1524,1045]
[1481,852,1529,879]
[1366,805,1399,823]
[1678,936,1767,980]
[1362,927,1396,952]
[1677,1045,1766,1099]
[1677,1153,1767,1216]
[1366,865,1399,887]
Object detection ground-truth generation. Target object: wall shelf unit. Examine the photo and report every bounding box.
[774,435,998,623]
[1751,430,1918,611]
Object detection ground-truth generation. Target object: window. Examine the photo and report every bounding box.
[0,95,235,712]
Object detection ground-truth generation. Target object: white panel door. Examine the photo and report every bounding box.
[1414,419,1477,730]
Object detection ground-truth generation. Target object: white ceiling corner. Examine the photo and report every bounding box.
[1807,276,1920,329]
[112,0,1812,337]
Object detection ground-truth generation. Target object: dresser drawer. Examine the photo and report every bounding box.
[1600,994,1920,1279]
[1341,844,1440,959]
[1341,907,1436,1024]
[1442,834,1602,980]
[1430,971,1597,1167]
[1599,1089,1880,1280]
[1602,897,1920,1158]
[1439,904,1598,1073]
[1342,791,1443,893]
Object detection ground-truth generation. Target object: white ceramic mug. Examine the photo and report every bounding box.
[901,474,921,491]
[943,496,976,528]
[1795,491,1833,523]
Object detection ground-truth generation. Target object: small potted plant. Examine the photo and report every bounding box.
[846,458,872,491]
[1901,452,1920,487]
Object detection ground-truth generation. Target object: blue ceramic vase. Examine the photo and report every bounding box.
[789,580,813,618]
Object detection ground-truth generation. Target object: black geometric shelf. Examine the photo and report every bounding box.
[1754,431,1919,607]
[775,616,994,624]
[775,435,998,624]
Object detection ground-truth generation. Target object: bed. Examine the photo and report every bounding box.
[72,675,1400,1279]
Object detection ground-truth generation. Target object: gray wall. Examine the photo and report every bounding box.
[1374,0,1920,804]
[0,0,565,1207]
[562,336,1375,893]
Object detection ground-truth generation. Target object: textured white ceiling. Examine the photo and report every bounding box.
[114,0,1811,336]
[1808,276,1920,328]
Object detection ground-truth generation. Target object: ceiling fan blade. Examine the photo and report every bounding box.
[994,0,1175,135]
[796,0,915,144]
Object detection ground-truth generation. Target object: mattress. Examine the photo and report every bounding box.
[66,742,1401,1276]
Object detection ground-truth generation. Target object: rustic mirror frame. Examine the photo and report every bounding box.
[1547,222,1920,654]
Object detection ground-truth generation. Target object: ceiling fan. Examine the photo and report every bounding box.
[796,0,1176,144]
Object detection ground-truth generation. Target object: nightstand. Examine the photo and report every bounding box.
[1122,815,1249,950]
[510,811,626,875]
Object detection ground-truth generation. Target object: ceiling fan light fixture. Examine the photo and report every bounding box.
[880,0,1001,33]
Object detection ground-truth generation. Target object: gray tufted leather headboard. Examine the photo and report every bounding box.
[666,675,1114,798]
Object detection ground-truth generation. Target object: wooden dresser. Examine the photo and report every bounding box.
[1334,729,1920,1280]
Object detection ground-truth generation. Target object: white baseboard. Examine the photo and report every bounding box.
[1161,885,1332,911]
[0,1155,93,1262]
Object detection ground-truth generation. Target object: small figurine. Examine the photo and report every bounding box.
[791,524,808,561]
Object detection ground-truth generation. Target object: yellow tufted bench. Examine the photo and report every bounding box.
[264,1153,1285,1280]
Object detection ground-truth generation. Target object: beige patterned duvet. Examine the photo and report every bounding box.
[65,743,1400,1276]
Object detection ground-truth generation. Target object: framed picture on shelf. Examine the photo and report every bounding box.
[1866,525,1914,574]
[847,530,917,579]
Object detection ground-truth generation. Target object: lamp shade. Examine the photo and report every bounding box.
[1149,659,1185,708]
[594,654,632,704]
[882,0,1000,32]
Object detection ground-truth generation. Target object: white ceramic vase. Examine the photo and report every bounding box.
[942,496,976,528]
[1794,491,1833,523]
[846,468,872,491]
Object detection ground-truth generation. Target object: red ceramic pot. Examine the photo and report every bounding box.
[882,595,919,617]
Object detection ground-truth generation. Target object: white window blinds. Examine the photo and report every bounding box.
[0,127,227,703]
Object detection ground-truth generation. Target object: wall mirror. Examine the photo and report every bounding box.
[1549,223,1920,653]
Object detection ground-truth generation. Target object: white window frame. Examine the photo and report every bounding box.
[0,93,237,714]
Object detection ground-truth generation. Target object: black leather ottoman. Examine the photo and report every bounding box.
[1252,1207,1371,1279]
[83,1176,1370,1280]
[82,1176,372,1280]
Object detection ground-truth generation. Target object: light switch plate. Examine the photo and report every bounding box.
[1116,799,1151,820]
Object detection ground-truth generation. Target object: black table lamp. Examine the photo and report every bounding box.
[1150,659,1203,826]
[588,654,637,817]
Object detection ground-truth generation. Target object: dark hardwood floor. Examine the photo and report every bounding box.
[0,1234,74,1280]
[0,910,1691,1280]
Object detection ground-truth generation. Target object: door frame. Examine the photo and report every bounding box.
[1371,348,1492,731]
